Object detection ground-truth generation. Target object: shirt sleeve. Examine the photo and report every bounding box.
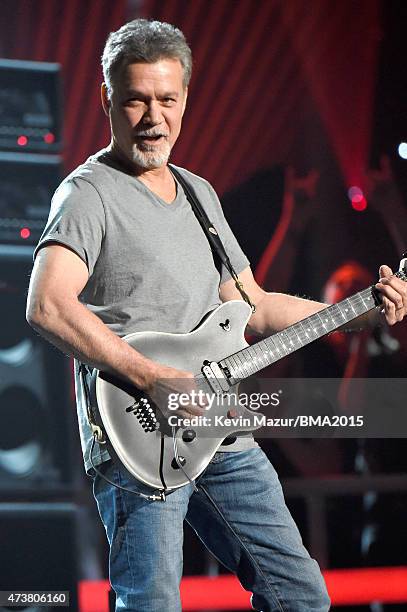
[33,177,105,277]
[202,181,250,283]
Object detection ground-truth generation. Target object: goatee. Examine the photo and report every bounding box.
[131,142,171,170]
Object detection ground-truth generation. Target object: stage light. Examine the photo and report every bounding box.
[348,186,367,212]
[351,196,367,211]
[348,186,363,201]
[79,568,407,612]
[17,135,28,146]
[398,142,407,159]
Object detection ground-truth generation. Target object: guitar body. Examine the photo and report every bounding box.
[94,301,261,491]
[92,256,407,491]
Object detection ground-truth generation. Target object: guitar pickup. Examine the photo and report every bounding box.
[202,361,231,393]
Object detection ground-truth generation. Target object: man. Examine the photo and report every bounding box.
[26,19,406,612]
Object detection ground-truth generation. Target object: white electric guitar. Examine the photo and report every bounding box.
[91,258,407,491]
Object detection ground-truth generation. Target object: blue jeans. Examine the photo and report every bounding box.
[93,448,330,611]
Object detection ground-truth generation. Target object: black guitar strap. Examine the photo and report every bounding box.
[169,164,256,312]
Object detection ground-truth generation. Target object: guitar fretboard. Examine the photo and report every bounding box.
[219,286,380,381]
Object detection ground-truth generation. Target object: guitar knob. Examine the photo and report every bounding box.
[171,456,186,469]
[182,429,196,442]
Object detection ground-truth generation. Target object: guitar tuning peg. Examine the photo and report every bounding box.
[399,254,407,271]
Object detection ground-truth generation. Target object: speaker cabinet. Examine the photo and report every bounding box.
[0,503,78,611]
[0,248,77,494]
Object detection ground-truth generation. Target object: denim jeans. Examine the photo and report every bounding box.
[93,448,330,611]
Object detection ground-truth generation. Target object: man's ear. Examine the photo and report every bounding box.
[181,87,188,116]
[101,83,110,116]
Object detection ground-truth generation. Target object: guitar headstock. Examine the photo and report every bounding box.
[398,254,407,282]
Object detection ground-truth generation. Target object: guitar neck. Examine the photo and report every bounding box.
[220,285,381,381]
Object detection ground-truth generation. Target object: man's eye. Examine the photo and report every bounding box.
[124,97,143,105]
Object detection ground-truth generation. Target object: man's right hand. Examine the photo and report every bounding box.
[147,364,208,420]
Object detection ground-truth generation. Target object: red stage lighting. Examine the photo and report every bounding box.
[79,567,407,611]
[351,195,367,211]
[348,186,367,211]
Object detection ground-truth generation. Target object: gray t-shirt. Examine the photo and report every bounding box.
[34,151,256,473]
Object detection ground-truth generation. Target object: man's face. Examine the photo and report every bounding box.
[103,59,187,171]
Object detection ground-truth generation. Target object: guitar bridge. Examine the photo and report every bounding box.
[126,397,159,432]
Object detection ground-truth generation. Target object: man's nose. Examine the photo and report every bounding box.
[142,101,162,125]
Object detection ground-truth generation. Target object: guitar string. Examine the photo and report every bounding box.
[222,284,380,380]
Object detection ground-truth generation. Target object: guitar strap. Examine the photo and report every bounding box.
[79,362,105,445]
[169,164,256,313]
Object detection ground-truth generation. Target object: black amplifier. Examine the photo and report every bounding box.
[0,59,62,152]
[0,152,62,245]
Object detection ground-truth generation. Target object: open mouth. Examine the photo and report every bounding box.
[136,134,167,143]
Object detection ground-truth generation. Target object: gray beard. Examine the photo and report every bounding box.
[131,141,171,170]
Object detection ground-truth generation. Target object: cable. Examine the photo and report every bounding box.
[89,436,166,502]
[172,425,199,492]
[196,482,285,612]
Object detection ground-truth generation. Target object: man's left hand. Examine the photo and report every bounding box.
[375,264,407,325]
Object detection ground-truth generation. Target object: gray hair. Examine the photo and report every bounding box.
[102,19,192,97]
